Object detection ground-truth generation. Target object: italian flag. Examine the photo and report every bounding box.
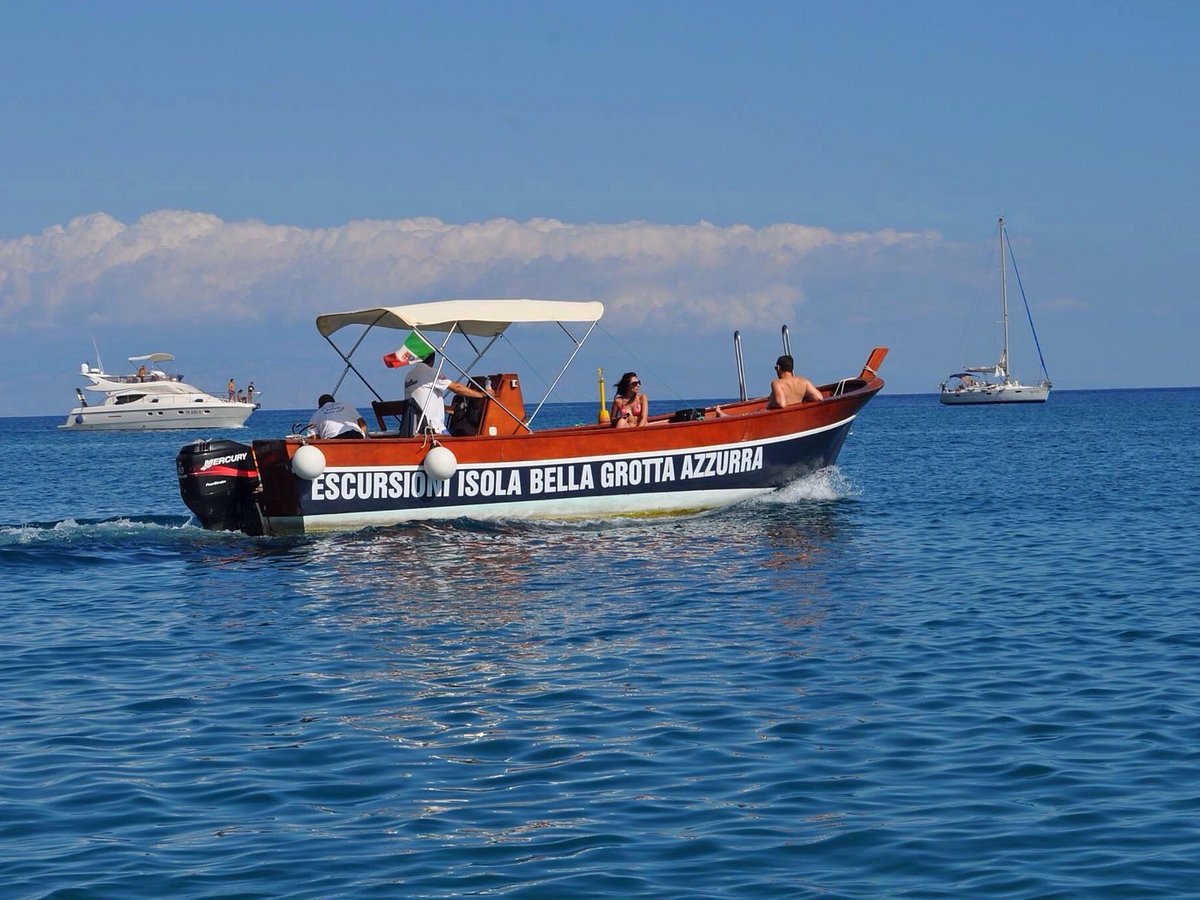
[383,331,436,368]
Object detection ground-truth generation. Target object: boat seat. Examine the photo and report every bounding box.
[372,399,421,436]
[448,394,487,436]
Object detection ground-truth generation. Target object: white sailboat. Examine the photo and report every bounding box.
[939,217,1051,405]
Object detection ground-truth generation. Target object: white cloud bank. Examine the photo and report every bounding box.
[0,211,939,331]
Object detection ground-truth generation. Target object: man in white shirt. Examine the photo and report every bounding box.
[307,394,368,439]
[404,354,486,434]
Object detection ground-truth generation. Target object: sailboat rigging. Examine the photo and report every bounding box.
[939,216,1051,405]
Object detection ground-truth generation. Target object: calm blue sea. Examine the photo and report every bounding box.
[2,390,1199,898]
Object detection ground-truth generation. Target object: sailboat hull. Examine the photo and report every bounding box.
[939,383,1050,405]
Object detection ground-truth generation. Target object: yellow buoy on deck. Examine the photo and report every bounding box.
[597,367,610,425]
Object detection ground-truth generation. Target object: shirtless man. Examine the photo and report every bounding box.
[767,355,822,408]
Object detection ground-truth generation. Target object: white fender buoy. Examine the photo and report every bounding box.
[291,444,327,479]
[423,444,458,480]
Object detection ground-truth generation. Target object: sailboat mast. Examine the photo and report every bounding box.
[998,216,1010,381]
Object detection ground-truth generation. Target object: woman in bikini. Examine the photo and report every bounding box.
[611,372,648,428]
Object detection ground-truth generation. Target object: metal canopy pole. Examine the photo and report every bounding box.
[527,320,600,426]
[326,310,390,401]
[734,331,747,401]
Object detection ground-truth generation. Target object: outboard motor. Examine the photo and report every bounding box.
[176,439,262,533]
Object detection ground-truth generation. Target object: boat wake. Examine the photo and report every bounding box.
[1,467,856,555]
[0,515,226,551]
[757,466,858,504]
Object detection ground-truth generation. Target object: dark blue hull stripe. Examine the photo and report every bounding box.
[285,419,853,528]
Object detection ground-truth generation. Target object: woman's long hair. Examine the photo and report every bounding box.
[615,372,639,397]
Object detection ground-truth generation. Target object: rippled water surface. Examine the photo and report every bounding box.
[3,392,1199,897]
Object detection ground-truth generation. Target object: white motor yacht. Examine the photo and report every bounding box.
[60,352,257,430]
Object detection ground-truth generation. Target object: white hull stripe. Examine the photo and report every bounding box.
[285,486,774,531]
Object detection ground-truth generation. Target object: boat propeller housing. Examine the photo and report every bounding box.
[176,439,263,533]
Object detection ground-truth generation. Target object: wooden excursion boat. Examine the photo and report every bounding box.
[176,299,887,535]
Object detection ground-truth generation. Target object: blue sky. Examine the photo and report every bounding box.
[3,1,1198,416]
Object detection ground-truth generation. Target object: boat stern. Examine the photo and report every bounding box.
[176,439,265,533]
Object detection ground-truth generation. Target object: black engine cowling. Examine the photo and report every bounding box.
[176,439,262,534]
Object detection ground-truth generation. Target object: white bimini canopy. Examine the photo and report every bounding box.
[315,299,605,338]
